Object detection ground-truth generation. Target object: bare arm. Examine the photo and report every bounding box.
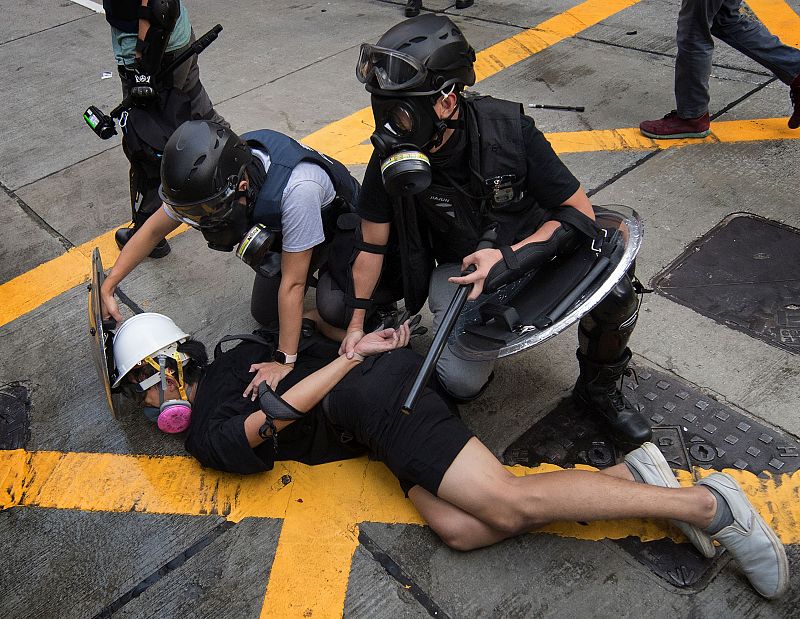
[339,219,391,357]
[240,323,410,447]
[277,248,313,357]
[243,248,314,398]
[242,355,361,447]
[348,219,390,331]
[101,207,180,320]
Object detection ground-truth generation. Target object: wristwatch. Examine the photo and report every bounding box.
[273,350,298,365]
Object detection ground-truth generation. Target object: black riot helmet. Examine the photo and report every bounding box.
[357,14,476,97]
[159,121,255,251]
[159,120,253,226]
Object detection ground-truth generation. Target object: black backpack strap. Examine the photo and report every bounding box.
[213,333,275,360]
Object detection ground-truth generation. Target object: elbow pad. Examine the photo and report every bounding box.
[136,0,181,75]
[483,224,580,294]
[257,382,305,421]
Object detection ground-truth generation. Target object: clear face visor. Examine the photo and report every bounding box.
[356,44,428,91]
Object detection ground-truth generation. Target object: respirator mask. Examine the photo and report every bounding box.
[356,43,462,196]
[369,92,461,197]
[138,351,193,434]
[163,177,277,272]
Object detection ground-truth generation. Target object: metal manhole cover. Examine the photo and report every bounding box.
[502,363,799,591]
[652,214,800,354]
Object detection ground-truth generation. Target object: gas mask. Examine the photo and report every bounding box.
[370,93,459,196]
[196,194,253,253]
[165,182,277,274]
[139,352,193,434]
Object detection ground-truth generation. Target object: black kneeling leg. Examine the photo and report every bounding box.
[573,272,651,447]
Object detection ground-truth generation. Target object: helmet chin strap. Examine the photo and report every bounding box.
[146,352,189,405]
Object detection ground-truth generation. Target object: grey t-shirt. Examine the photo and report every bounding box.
[163,148,336,253]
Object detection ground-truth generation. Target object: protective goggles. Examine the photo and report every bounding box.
[356,44,428,92]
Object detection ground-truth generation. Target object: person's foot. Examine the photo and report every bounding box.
[789,75,800,129]
[405,0,422,17]
[114,227,171,259]
[697,473,789,599]
[573,349,652,448]
[625,442,716,558]
[639,110,711,139]
[455,0,474,8]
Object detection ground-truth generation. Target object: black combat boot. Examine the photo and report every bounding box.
[115,227,171,258]
[573,348,651,448]
[405,0,422,17]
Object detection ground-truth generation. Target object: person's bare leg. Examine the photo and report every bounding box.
[408,485,511,550]
[597,462,635,480]
[436,438,716,537]
[409,455,643,550]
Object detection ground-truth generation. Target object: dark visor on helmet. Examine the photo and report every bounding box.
[356,44,428,91]
[158,182,237,226]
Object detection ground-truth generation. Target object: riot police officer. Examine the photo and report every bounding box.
[104,0,227,258]
[101,120,360,392]
[338,14,651,447]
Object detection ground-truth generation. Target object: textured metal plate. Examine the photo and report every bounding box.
[653,214,800,354]
[502,362,800,590]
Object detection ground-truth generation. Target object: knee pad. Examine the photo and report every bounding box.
[315,271,350,329]
[136,0,181,75]
[578,273,639,362]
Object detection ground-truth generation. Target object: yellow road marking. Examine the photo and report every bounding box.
[0,223,188,328]
[2,449,799,617]
[303,0,643,159]
[747,0,800,48]
[1,117,798,330]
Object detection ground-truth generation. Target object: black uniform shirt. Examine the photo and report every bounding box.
[357,112,580,227]
[185,338,365,475]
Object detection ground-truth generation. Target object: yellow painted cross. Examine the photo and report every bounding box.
[3,1,800,616]
[2,0,800,328]
[2,449,799,618]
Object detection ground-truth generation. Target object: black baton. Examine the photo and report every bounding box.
[401,226,498,414]
[108,24,223,120]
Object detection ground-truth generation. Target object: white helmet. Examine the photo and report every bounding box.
[112,313,190,388]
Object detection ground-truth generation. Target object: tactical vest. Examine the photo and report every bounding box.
[104,0,140,32]
[243,130,360,230]
[397,94,544,312]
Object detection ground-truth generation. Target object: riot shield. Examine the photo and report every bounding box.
[450,205,643,362]
[88,248,117,416]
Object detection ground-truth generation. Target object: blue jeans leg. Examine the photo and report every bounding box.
[675,0,800,117]
[710,1,800,86]
[675,0,722,117]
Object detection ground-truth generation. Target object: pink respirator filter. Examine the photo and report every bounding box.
[157,404,192,433]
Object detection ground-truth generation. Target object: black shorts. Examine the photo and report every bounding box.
[326,349,474,496]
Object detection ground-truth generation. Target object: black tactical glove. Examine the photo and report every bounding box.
[130,59,158,104]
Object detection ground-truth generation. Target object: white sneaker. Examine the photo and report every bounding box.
[624,442,716,558]
[697,472,789,599]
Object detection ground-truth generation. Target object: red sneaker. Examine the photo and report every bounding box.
[789,75,800,129]
[639,110,711,139]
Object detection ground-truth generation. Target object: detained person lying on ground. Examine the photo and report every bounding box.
[116,316,789,599]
